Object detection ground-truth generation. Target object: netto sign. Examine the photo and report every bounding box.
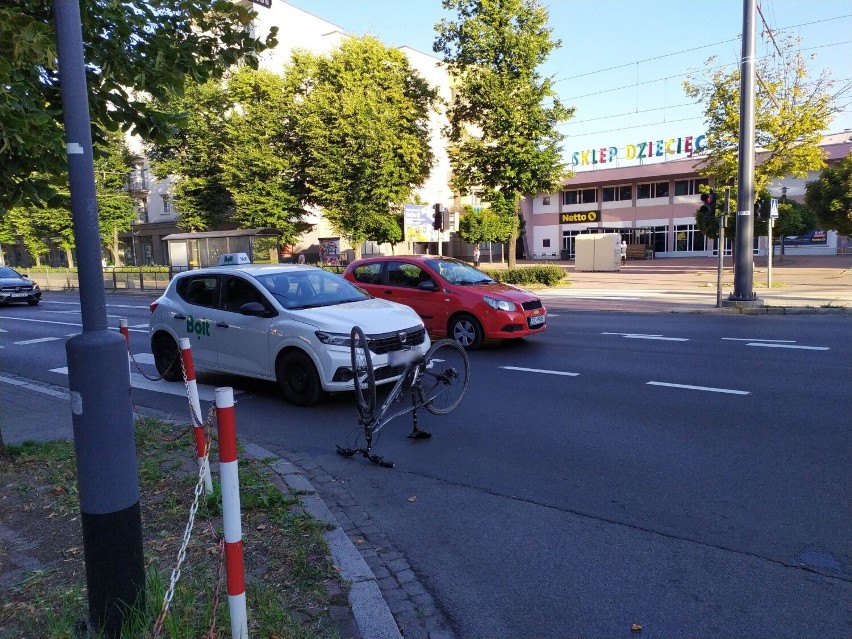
[561,211,599,224]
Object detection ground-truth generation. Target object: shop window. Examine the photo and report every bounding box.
[542,196,550,206]
[674,178,710,196]
[563,188,597,205]
[602,184,632,202]
[637,181,669,199]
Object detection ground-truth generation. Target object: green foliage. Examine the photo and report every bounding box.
[221,67,314,244]
[0,1,277,216]
[805,152,852,236]
[457,205,514,245]
[146,80,235,231]
[481,264,565,286]
[434,0,572,267]
[283,36,437,256]
[684,33,838,194]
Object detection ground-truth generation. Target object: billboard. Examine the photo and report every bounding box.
[404,204,440,243]
[781,230,827,246]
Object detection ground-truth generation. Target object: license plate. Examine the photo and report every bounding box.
[528,314,545,326]
[388,349,419,367]
[11,292,27,298]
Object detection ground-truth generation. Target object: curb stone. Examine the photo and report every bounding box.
[244,443,403,639]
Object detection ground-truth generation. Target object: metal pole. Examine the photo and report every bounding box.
[780,186,787,261]
[767,218,773,288]
[728,0,761,306]
[716,189,730,308]
[53,1,145,636]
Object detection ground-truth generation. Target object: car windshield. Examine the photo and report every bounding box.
[424,259,495,286]
[253,269,370,310]
[0,267,22,278]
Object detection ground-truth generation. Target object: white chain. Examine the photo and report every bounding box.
[151,403,217,637]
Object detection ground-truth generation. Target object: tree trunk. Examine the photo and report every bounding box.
[507,230,518,268]
[113,228,122,267]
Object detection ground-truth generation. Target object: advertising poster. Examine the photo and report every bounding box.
[404,204,439,243]
[319,237,341,265]
[781,230,827,246]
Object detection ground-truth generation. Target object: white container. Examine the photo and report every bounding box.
[574,233,621,272]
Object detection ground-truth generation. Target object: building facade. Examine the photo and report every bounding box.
[521,132,852,260]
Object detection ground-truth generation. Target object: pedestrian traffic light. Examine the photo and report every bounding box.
[699,190,717,222]
[754,199,770,220]
[433,203,443,231]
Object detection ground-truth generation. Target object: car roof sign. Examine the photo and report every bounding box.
[218,252,251,266]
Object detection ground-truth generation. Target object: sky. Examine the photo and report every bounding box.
[283,0,852,166]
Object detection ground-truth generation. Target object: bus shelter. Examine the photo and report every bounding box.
[163,228,282,274]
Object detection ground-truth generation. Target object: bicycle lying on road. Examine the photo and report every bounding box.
[337,326,470,468]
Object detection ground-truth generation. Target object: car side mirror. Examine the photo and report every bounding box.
[240,301,276,317]
[418,280,438,292]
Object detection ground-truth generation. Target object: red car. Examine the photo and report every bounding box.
[343,256,547,350]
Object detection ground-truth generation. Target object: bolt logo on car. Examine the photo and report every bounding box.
[186,315,211,337]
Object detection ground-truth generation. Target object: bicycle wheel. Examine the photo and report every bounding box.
[350,326,376,420]
[418,339,470,415]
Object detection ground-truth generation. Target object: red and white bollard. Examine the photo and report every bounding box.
[216,387,247,639]
[119,318,131,379]
[179,338,213,495]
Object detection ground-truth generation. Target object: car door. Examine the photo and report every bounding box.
[207,274,277,377]
[381,261,449,334]
[173,274,221,369]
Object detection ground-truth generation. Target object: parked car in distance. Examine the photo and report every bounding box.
[0,266,41,306]
[343,255,547,350]
[149,255,430,406]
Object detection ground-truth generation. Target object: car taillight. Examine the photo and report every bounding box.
[149,301,159,313]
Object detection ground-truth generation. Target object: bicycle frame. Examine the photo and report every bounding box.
[362,350,429,437]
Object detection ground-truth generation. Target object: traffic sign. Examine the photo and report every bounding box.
[770,198,779,219]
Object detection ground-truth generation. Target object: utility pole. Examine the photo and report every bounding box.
[724,0,763,307]
[53,1,145,636]
[716,188,730,308]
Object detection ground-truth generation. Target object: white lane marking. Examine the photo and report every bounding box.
[14,337,61,345]
[721,338,796,343]
[602,332,688,342]
[0,328,7,332]
[130,323,149,329]
[0,375,69,399]
[44,300,150,309]
[647,381,750,395]
[501,366,579,377]
[568,296,641,300]
[43,310,83,315]
[0,316,147,332]
[132,353,155,365]
[49,367,228,401]
[746,343,829,351]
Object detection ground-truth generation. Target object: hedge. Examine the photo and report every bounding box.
[480,265,567,287]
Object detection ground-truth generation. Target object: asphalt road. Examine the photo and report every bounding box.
[2,292,850,638]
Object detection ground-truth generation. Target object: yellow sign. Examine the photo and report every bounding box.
[560,211,598,224]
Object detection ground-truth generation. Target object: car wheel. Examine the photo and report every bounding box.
[449,313,484,351]
[27,299,40,306]
[276,350,324,406]
[152,334,183,382]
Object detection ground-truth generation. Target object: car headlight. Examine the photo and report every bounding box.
[32,283,40,291]
[483,296,516,312]
[315,331,353,347]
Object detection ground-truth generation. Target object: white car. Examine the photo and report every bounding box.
[149,260,430,405]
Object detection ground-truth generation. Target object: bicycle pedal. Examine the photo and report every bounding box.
[407,430,432,440]
[336,446,356,458]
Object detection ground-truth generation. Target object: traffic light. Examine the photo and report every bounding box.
[699,190,717,223]
[754,199,770,220]
[433,203,443,231]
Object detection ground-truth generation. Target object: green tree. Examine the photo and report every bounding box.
[684,34,839,237]
[0,0,276,216]
[95,132,136,265]
[805,152,852,237]
[284,36,437,259]
[434,0,572,268]
[457,204,514,247]
[146,80,234,231]
[221,67,313,245]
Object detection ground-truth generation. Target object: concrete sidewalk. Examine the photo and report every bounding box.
[535,254,852,313]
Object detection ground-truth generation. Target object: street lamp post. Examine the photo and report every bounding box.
[780,186,787,261]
